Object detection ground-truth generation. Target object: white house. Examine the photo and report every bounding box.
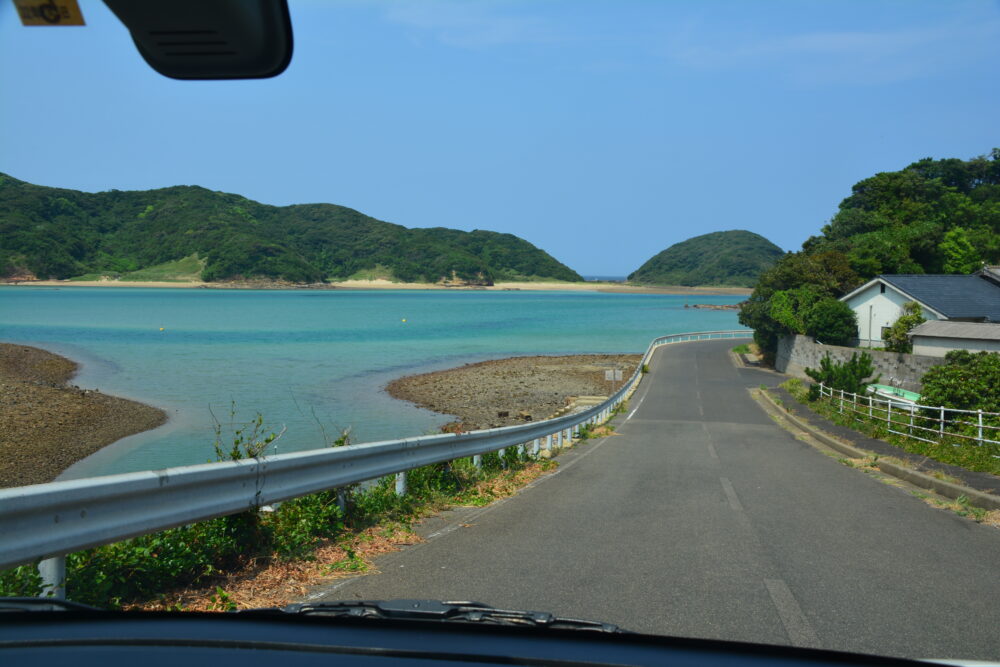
[909,321,1000,357]
[839,273,1000,346]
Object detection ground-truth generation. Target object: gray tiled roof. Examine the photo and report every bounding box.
[910,320,1000,341]
[880,275,1000,322]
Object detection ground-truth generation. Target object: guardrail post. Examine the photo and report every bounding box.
[498,448,506,468]
[839,389,844,413]
[978,410,984,446]
[887,401,891,428]
[395,471,407,496]
[939,407,945,437]
[39,556,66,600]
[868,395,873,417]
[532,438,540,456]
[472,454,482,468]
[336,489,347,515]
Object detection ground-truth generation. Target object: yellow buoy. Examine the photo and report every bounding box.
[159,327,165,331]
[401,318,407,323]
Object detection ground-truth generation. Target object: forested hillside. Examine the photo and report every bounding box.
[739,150,1000,362]
[0,174,582,284]
[627,230,783,287]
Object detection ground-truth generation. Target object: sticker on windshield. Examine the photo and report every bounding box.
[13,0,85,26]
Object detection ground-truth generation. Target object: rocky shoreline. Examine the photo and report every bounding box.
[386,354,642,432]
[0,344,167,488]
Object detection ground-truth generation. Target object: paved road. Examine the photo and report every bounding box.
[310,340,1000,661]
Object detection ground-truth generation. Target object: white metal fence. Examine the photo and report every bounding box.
[0,330,753,581]
[818,383,1000,449]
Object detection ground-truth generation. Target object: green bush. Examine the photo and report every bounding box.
[805,351,880,395]
[807,383,821,401]
[921,351,1000,413]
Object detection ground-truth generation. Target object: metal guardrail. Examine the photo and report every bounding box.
[0,330,751,574]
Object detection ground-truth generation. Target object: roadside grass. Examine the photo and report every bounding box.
[731,343,751,354]
[0,430,567,610]
[912,492,1000,526]
[776,379,1000,477]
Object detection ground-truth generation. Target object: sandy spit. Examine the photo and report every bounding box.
[4,278,750,296]
[386,354,642,432]
[0,344,167,488]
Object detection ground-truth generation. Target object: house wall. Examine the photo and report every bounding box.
[775,334,945,392]
[912,336,1000,357]
[842,282,941,345]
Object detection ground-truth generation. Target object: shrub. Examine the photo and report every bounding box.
[920,351,1000,413]
[805,351,880,395]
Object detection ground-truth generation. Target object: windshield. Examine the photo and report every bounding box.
[2,1,1000,663]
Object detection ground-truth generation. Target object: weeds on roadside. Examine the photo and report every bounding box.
[774,381,1000,476]
[0,415,555,608]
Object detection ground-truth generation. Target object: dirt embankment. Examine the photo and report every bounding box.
[0,344,167,488]
[386,354,642,432]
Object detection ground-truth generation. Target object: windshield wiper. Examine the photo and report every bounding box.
[249,599,623,633]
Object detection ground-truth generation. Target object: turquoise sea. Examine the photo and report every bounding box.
[0,287,744,478]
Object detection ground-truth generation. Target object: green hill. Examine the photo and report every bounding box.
[627,230,784,287]
[0,173,582,284]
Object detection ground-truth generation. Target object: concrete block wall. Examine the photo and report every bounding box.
[774,335,945,392]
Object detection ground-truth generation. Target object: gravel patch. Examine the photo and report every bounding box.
[386,354,642,431]
[0,344,167,488]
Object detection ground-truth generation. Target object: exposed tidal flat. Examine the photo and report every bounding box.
[0,344,165,488]
[388,354,643,431]
[0,286,744,480]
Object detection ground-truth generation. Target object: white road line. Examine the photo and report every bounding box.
[764,578,821,648]
[720,477,743,511]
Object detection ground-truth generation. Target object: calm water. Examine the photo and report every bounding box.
[0,287,744,477]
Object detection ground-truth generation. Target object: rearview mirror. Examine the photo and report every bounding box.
[103,0,292,79]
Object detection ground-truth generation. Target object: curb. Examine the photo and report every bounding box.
[756,389,1000,512]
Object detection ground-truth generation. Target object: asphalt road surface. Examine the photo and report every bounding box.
[309,339,1000,662]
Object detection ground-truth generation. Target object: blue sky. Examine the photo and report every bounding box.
[2,1,998,276]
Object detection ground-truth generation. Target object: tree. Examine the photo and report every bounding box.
[939,227,982,274]
[803,298,857,346]
[805,352,881,395]
[883,301,926,353]
[738,250,860,364]
[769,285,823,334]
